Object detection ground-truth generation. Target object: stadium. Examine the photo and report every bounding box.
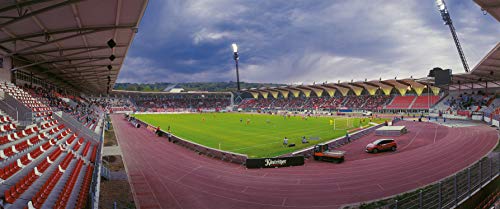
[0,0,498,209]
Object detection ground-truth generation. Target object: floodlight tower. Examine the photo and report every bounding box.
[232,43,241,91]
[436,0,470,73]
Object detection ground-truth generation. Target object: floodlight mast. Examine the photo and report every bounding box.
[436,0,470,73]
[232,43,241,91]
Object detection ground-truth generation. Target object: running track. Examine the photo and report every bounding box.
[111,115,498,209]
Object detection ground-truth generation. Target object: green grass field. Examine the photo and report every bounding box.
[134,113,386,158]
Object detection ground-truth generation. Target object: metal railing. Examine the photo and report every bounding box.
[0,94,33,126]
[356,152,500,209]
[90,115,105,209]
[53,111,100,142]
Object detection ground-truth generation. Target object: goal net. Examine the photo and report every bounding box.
[333,117,355,130]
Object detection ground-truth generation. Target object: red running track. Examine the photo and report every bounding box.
[111,115,498,209]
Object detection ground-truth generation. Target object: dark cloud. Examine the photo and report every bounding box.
[118,0,500,83]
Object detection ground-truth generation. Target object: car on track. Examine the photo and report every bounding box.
[366,139,397,153]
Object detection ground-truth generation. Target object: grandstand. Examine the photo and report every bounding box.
[238,82,442,112]
[0,0,496,209]
[0,0,148,208]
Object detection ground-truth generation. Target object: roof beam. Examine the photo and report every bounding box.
[0,0,55,14]
[59,69,117,76]
[0,25,133,44]
[46,64,120,70]
[13,56,121,71]
[3,25,135,55]
[14,44,126,56]
[61,72,116,79]
[0,0,83,30]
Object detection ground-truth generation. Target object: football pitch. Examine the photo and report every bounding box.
[134,113,386,158]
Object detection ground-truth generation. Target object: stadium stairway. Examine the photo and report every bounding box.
[409,96,417,108]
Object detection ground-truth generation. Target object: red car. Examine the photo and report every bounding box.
[366,139,397,153]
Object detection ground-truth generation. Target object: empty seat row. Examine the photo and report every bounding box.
[0,116,11,124]
[3,145,65,204]
[410,95,440,109]
[52,159,84,209]
[41,121,58,129]
[27,153,74,209]
[0,133,47,160]
[0,126,40,145]
[81,142,91,158]
[35,111,51,117]
[386,96,415,109]
[72,138,85,153]
[42,116,53,121]
[0,124,16,133]
[46,125,65,135]
[74,164,94,209]
[0,139,56,180]
[90,145,98,163]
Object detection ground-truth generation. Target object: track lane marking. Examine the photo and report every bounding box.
[176,165,203,182]
[241,186,249,193]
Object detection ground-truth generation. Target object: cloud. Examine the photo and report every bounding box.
[117,56,234,83]
[192,28,233,45]
[120,0,500,84]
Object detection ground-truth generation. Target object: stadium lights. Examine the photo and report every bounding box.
[232,43,241,91]
[435,0,470,72]
[436,0,445,11]
[232,43,238,53]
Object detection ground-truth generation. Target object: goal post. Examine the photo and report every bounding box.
[333,117,354,130]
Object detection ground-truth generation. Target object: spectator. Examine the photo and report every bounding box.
[302,136,308,144]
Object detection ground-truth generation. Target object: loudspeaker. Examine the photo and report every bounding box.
[109,54,116,61]
[107,39,116,48]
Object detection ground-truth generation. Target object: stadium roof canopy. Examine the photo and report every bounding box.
[447,42,500,90]
[0,0,148,93]
[241,78,440,98]
[474,0,500,22]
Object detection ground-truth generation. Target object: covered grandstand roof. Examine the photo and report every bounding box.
[471,42,500,79]
[0,0,148,93]
[475,0,500,22]
[241,78,439,98]
[446,42,500,90]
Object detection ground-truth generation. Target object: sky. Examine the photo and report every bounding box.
[117,0,500,84]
